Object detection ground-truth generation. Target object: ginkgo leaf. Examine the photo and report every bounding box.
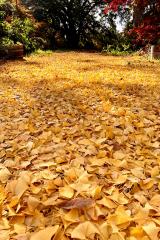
[27,196,40,212]
[150,194,160,207]
[131,167,144,179]
[14,223,26,234]
[89,157,107,166]
[71,221,100,239]
[130,226,145,238]
[59,186,74,199]
[63,209,79,222]
[109,232,125,240]
[142,222,160,240]
[14,177,28,199]
[90,186,102,199]
[109,190,129,204]
[30,226,59,240]
[97,197,117,209]
[151,166,159,178]
[98,222,112,239]
[134,192,147,205]
[113,151,125,160]
[140,179,154,190]
[108,206,131,225]
[114,174,127,184]
[0,168,11,183]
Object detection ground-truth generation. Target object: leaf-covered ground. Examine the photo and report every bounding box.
[0,52,160,240]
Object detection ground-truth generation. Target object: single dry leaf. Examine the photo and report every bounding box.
[97,197,117,209]
[89,157,107,167]
[30,226,59,240]
[27,196,40,212]
[130,226,145,238]
[140,179,154,190]
[59,186,74,199]
[108,206,131,225]
[113,151,125,160]
[90,186,102,199]
[98,222,113,239]
[14,177,28,199]
[114,174,127,184]
[142,222,160,240]
[134,192,147,205]
[63,209,79,222]
[60,198,95,209]
[71,221,100,239]
[40,170,55,180]
[151,166,159,178]
[109,190,129,205]
[150,194,160,207]
[131,167,144,179]
[109,232,125,240]
[0,168,11,183]
[14,223,26,234]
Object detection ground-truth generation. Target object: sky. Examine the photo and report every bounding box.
[116,17,125,32]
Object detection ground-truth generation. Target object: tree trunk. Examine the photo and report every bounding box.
[133,4,143,27]
[66,30,80,49]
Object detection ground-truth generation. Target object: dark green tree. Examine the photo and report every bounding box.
[22,0,108,49]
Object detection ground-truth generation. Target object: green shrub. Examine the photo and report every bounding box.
[0,37,14,47]
[9,17,37,52]
[102,44,133,56]
[34,49,53,55]
[0,0,38,52]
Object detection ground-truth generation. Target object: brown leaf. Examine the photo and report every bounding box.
[60,198,95,210]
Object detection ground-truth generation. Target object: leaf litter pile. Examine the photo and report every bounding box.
[0,52,160,240]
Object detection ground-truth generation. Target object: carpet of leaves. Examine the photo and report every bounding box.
[0,52,160,240]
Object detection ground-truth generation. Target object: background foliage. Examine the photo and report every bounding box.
[105,0,160,47]
[0,0,159,53]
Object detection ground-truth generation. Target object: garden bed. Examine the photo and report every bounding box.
[0,44,24,59]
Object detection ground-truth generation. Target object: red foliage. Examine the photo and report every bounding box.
[104,0,128,13]
[104,0,160,45]
[130,19,160,45]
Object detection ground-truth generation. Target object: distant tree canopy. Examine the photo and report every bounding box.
[22,0,117,49]
[105,0,160,46]
[3,0,159,52]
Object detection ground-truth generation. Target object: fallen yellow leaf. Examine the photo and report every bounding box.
[71,221,100,239]
[30,226,59,240]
